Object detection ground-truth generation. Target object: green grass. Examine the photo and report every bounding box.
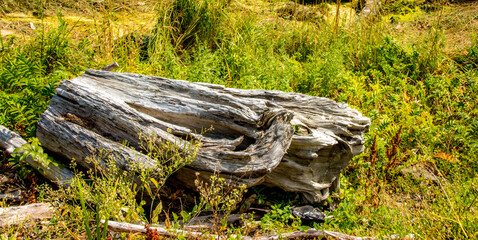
[1,0,477,239]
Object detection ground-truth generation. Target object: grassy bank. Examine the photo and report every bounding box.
[1,0,477,239]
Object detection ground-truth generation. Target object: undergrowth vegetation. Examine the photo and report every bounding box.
[1,0,477,239]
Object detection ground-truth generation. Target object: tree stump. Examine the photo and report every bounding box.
[36,69,370,202]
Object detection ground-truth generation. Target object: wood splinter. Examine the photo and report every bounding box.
[101,62,119,71]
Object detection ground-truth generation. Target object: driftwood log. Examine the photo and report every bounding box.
[36,69,370,202]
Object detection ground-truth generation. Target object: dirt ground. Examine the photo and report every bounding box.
[0,152,46,206]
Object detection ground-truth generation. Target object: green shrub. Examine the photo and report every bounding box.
[348,36,422,83]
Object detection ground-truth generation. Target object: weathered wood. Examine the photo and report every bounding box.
[103,220,230,239]
[101,62,119,71]
[0,203,55,227]
[0,124,74,186]
[221,88,369,201]
[0,190,22,201]
[105,220,373,240]
[36,70,370,202]
[255,229,374,240]
[171,213,261,231]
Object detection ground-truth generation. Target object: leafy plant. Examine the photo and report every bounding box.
[0,12,80,138]
[52,155,145,239]
[192,172,247,234]
[137,130,200,224]
[260,204,302,233]
[11,137,55,171]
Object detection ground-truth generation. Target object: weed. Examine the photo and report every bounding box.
[45,131,199,239]
[384,125,404,181]
[260,204,303,234]
[52,159,143,239]
[193,172,247,234]
[137,131,199,224]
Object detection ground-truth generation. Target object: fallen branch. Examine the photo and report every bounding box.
[0,124,74,187]
[104,220,373,240]
[103,220,236,239]
[255,229,375,240]
[178,213,261,228]
[0,190,22,201]
[0,203,55,227]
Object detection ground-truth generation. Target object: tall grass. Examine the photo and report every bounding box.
[152,0,230,51]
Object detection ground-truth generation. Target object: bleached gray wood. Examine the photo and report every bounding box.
[0,124,74,186]
[104,220,373,240]
[0,203,55,227]
[101,61,119,71]
[0,190,22,201]
[37,70,294,187]
[103,220,235,239]
[36,70,370,202]
[255,229,374,240]
[214,88,370,202]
